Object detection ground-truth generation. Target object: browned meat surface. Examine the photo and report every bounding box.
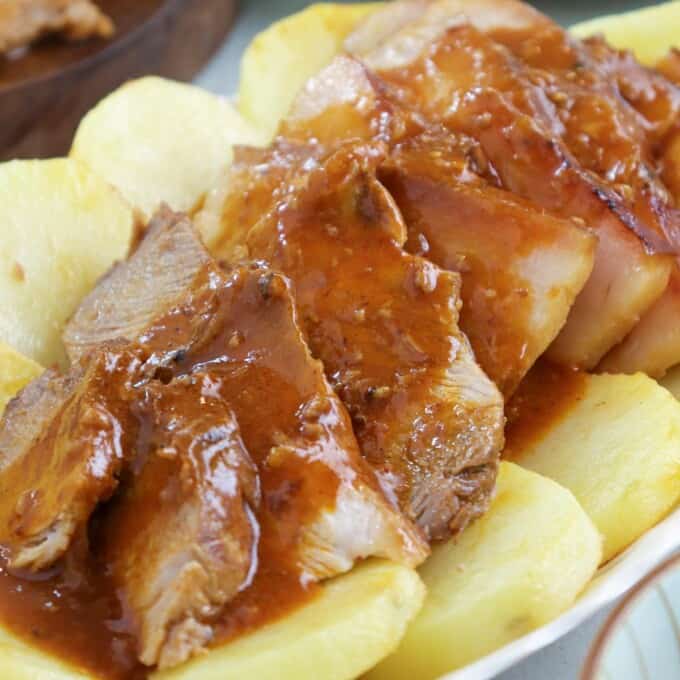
[0,207,428,671]
[163,264,429,577]
[97,375,259,669]
[346,2,673,370]
[204,141,505,540]
[64,207,213,365]
[0,343,142,571]
[657,49,680,87]
[0,0,113,55]
[468,0,680,378]
[279,55,596,396]
[586,38,680,143]
[382,133,596,395]
[70,208,428,574]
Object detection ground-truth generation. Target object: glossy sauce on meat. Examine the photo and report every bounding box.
[503,359,588,458]
[0,240,427,678]
[210,141,504,540]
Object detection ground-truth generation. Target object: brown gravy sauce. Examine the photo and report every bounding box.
[0,477,323,680]
[503,359,588,458]
[0,268,340,679]
[0,358,586,679]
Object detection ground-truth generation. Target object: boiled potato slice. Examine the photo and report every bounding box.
[0,561,423,680]
[71,77,266,219]
[158,560,423,680]
[366,463,601,680]
[511,373,680,562]
[0,342,43,416]
[238,3,381,140]
[0,159,134,367]
[0,626,89,680]
[571,1,680,65]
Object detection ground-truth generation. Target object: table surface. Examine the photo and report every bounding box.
[194,2,660,678]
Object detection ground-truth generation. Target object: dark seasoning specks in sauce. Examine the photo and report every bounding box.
[0,2,676,678]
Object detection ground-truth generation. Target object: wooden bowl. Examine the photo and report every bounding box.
[0,0,237,160]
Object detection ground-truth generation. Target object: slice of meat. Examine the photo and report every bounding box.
[169,264,429,576]
[381,133,596,395]
[0,368,79,472]
[0,0,113,55]
[599,270,680,377]
[64,206,213,364]
[282,55,596,396]
[346,2,674,369]
[0,343,143,571]
[657,49,680,87]
[207,141,504,540]
[586,38,680,143]
[67,209,428,574]
[97,374,259,669]
[469,0,680,378]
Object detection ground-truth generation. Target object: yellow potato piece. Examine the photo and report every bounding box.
[511,373,680,562]
[366,463,601,680]
[0,626,89,680]
[71,77,266,219]
[237,3,381,140]
[0,561,423,680]
[0,342,43,416]
[571,1,680,65]
[0,159,134,367]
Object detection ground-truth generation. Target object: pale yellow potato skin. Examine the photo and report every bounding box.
[0,626,89,680]
[0,159,134,367]
[0,561,423,680]
[0,5,677,680]
[512,373,680,562]
[571,1,680,65]
[71,77,266,219]
[237,3,382,140]
[0,342,43,415]
[366,463,601,680]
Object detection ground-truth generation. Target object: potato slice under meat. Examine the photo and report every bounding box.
[571,0,680,66]
[366,462,601,680]
[0,561,424,680]
[237,2,381,140]
[507,371,680,562]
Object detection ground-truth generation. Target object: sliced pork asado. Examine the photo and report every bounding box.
[64,206,214,365]
[97,375,259,669]
[0,343,143,571]
[202,140,505,540]
[0,207,430,670]
[67,207,427,578]
[279,56,596,396]
[0,0,113,55]
[346,1,674,371]
[459,0,680,378]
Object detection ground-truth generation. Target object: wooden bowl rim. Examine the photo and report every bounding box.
[0,0,169,96]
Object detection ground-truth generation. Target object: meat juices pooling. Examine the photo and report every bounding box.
[0,209,427,676]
